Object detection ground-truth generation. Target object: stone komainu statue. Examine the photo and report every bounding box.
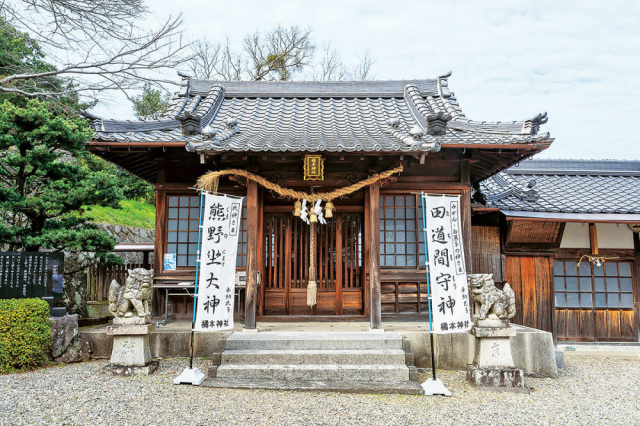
[467,273,516,321]
[108,268,153,318]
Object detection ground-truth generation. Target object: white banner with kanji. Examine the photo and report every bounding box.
[423,194,471,334]
[194,193,243,331]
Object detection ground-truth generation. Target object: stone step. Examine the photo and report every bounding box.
[221,349,407,365]
[225,331,404,351]
[215,364,410,382]
[202,377,424,395]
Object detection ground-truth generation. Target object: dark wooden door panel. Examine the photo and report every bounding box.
[505,256,554,333]
[263,213,363,315]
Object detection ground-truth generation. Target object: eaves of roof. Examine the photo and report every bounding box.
[87,74,551,156]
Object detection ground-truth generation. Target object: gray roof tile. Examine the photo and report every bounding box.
[91,75,551,153]
[479,159,640,215]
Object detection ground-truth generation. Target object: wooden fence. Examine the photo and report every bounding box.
[86,262,147,302]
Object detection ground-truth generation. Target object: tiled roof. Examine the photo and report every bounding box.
[479,159,640,215]
[89,74,551,153]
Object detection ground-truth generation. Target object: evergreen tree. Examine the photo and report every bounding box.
[131,82,171,120]
[0,99,122,263]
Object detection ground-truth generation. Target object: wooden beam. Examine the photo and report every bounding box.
[368,181,382,329]
[245,180,259,329]
[589,223,599,255]
[460,159,470,183]
[460,187,472,273]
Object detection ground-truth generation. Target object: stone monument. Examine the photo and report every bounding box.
[103,268,158,376]
[465,274,528,393]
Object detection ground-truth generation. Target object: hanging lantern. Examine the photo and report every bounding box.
[309,210,318,223]
[325,201,334,218]
[293,200,302,217]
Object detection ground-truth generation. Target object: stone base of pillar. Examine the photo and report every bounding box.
[104,321,157,376]
[466,365,529,393]
[104,361,159,376]
[467,320,528,393]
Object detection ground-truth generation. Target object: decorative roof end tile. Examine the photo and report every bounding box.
[522,112,548,135]
[437,71,453,98]
[408,125,424,140]
[427,111,452,136]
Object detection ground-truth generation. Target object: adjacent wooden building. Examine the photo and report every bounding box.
[477,159,640,342]
[86,74,553,331]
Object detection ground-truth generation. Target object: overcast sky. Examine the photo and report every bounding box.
[94,1,640,160]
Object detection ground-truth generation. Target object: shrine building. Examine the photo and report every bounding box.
[476,159,640,342]
[86,73,555,331]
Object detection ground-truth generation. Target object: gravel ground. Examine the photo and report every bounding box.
[0,357,638,425]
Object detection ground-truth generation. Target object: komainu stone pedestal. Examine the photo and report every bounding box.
[104,318,158,376]
[466,319,529,393]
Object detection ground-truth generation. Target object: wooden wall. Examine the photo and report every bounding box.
[505,255,554,333]
[471,226,504,281]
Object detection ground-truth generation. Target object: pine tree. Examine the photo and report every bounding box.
[0,99,123,262]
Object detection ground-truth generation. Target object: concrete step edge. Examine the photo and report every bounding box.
[201,377,424,395]
[221,349,407,355]
[217,364,409,370]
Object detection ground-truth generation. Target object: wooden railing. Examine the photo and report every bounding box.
[86,262,147,302]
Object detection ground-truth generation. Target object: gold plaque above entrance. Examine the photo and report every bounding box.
[304,155,324,181]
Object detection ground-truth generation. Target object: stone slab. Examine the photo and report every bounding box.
[216,364,410,382]
[107,323,154,335]
[104,361,159,376]
[113,316,151,325]
[510,326,558,378]
[225,331,404,351]
[202,378,424,395]
[466,364,529,394]
[221,349,407,365]
[82,323,559,378]
[472,326,517,338]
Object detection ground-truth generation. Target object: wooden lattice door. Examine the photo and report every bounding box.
[263,213,363,315]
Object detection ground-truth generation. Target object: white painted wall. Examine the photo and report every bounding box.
[559,222,590,248]
[559,222,636,249]
[596,223,635,249]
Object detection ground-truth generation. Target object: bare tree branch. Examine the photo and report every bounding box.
[187,37,243,80]
[352,50,375,81]
[0,0,192,100]
[244,25,314,81]
[314,42,349,81]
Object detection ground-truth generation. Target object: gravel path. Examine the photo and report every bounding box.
[0,357,638,425]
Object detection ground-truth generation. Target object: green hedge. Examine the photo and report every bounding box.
[0,299,51,374]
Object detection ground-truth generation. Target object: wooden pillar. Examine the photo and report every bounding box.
[153,161,166,276]
[245,180,259,329]
[589,223,599,255]
[368,181,382,329]
[633,232,640,341]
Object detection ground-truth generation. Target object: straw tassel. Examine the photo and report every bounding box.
[307,222,317,307]
[306,279,317,307]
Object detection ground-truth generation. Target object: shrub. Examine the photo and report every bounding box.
[0,299,52,374]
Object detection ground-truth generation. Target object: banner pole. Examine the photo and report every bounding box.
[189,190,205,369]
[421,193,437,380]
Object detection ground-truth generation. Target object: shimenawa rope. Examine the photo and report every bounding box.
[196,165,403,308]
[196,166,403,202]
